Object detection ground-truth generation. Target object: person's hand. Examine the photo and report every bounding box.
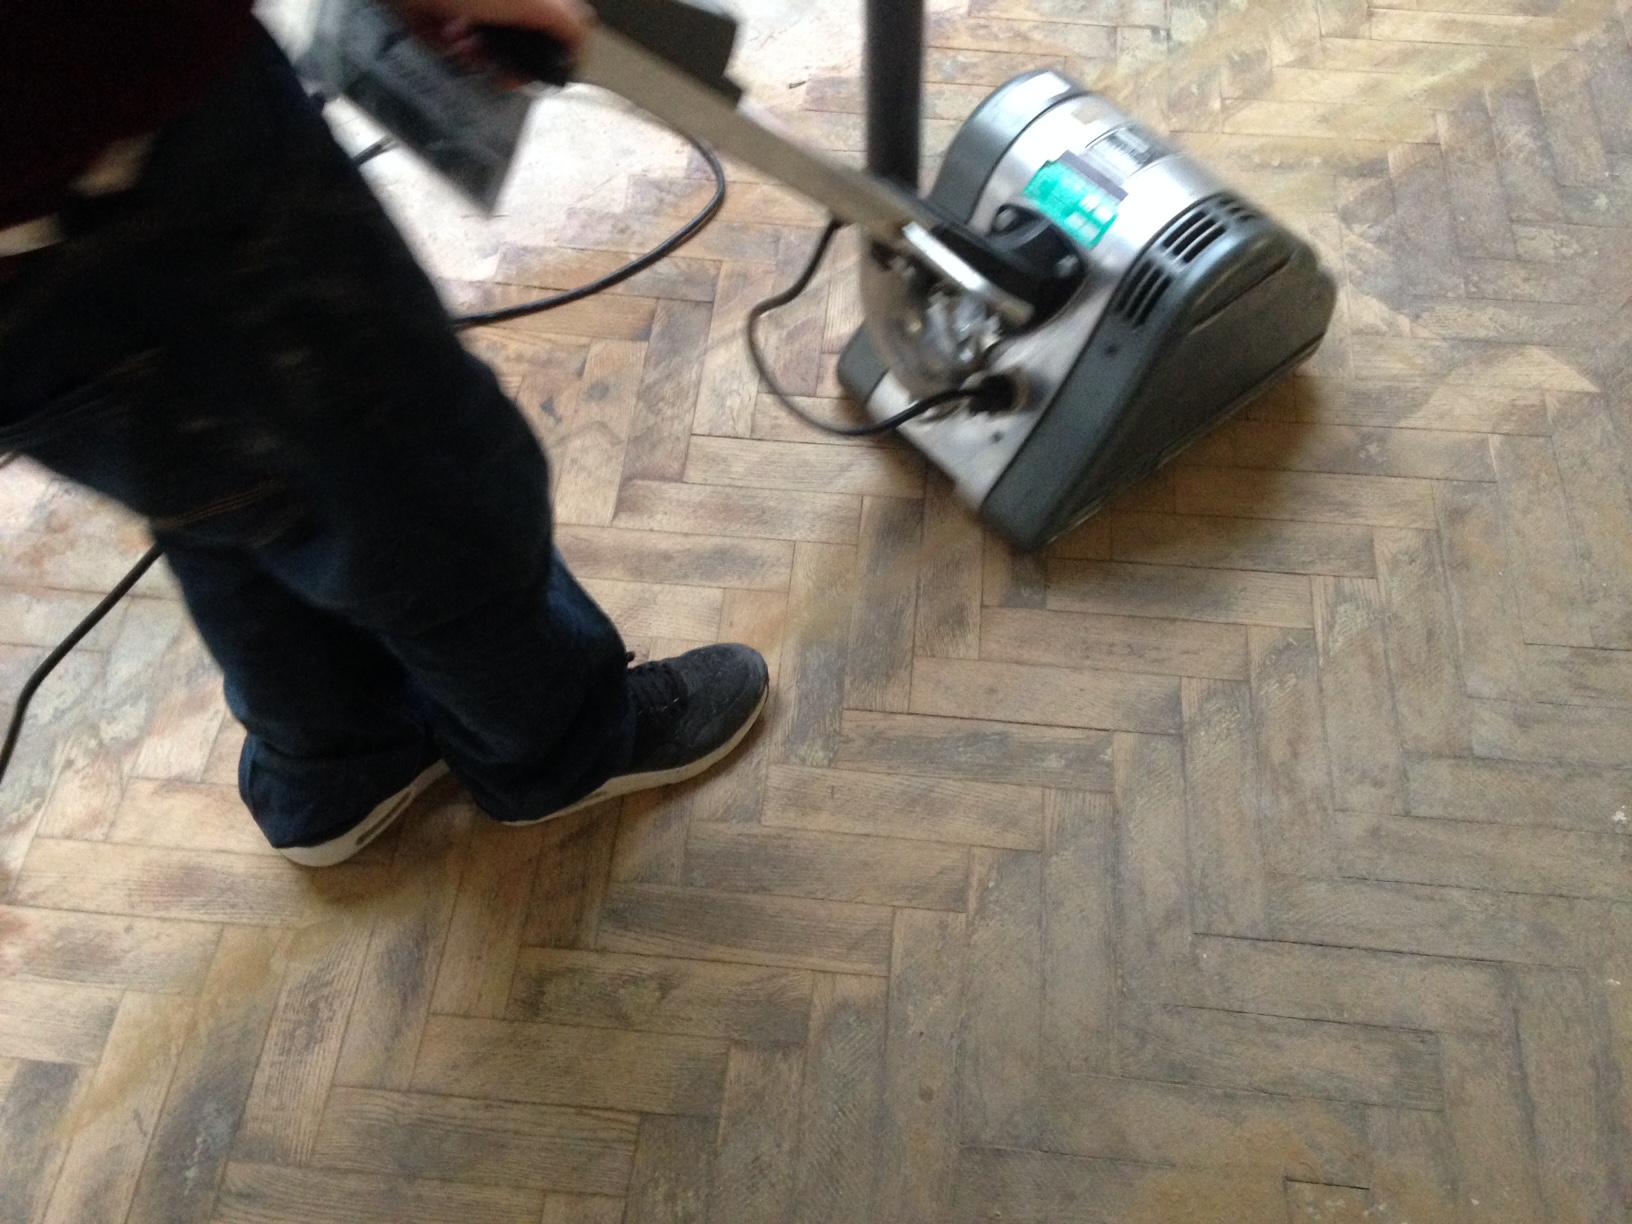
[395,0,594,66]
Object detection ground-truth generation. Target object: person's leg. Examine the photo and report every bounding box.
[3,23,767,851]
[155,535,439,850]
[0,24,636,832]
[179,28,647,823]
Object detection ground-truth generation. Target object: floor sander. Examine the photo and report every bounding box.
[316,0,1338,552]
[0,0,1340,786]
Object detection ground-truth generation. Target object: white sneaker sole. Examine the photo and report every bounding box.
[278,760,450,868]
[504,684,769,828]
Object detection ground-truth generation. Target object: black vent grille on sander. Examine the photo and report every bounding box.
[1109,195,1257,327]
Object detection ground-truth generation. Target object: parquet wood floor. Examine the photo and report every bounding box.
[4,0,1632,1219]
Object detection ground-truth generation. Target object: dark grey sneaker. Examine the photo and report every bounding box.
[276,758,448,868]
[510,643,770,825]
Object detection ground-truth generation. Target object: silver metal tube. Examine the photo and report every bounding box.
[575,26,1030,325]
[575,26,936,246]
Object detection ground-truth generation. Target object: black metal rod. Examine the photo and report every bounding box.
[864,0,924,189]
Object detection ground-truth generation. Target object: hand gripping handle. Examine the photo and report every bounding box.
[477,25,574,86]
[480,0,741,98]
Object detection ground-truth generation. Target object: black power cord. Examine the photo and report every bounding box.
[4,121,999,790]
[351,136,396,167]
[0,543,164,784]
[453,141,725,330]
[748,218,990,436]
[0,125,727,793]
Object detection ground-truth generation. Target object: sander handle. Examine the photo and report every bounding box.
[480,0,741,98]
[482,9,1045,325]
[476,25,574,87]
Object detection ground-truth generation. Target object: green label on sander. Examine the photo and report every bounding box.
[1021,158,1121,248]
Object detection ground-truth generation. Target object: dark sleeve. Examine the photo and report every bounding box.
[0,0,256,228]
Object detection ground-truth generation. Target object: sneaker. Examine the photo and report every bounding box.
[277,760,449,868]
[504,642,770,826]
[277,644,767,862]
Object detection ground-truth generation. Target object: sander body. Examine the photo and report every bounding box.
[839,74,1335,549]
[312,0,1336,552]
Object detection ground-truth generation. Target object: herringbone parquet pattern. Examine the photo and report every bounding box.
[3,0,1632,1220]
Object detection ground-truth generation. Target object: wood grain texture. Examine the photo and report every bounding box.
[683,821,970,910]
[876,910,966,1224]
[39,991,191,1224]
[0,1059,87,1224]
[411,1015,728,1115]
[6,0,1632,1215]
[509,948,812,1044]
[910,656,1183,733]
[431,818,546,1018]
[959,848,1043,1146]
[0,978,121,1064]
[0,903,217,992]
[310,1087,637,1196]
[845,495,922,713]
[1182,678,1268,937]
[623,1113,715,1224]
[706,1043,804,1224]
[762,762,1044,850]
[213,1162,545,1224]
[333,797,469,1090]
[792,974,887,1224]
[124,926,283,1224]
[235,921,374,1164]
[834,710,1113,789]
[1248,626,1338,876]
[1314,577,1407,814]
[916,473,984,660]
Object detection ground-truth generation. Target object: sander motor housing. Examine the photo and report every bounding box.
[840,71,1337,552]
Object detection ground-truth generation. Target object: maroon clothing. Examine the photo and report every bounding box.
[0,0,256,229]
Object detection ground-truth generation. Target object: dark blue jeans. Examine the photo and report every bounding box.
[0,25,635,846]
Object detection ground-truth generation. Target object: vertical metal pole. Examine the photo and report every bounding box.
[864,0,924,190]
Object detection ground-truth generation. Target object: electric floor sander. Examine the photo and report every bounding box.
[315,0,1337,551]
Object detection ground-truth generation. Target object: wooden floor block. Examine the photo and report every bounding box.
[6,0,1632,1215]
[310,1087,637,1196]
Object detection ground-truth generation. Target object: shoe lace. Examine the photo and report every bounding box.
[626,654,688,754]
[628,656,686,711]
